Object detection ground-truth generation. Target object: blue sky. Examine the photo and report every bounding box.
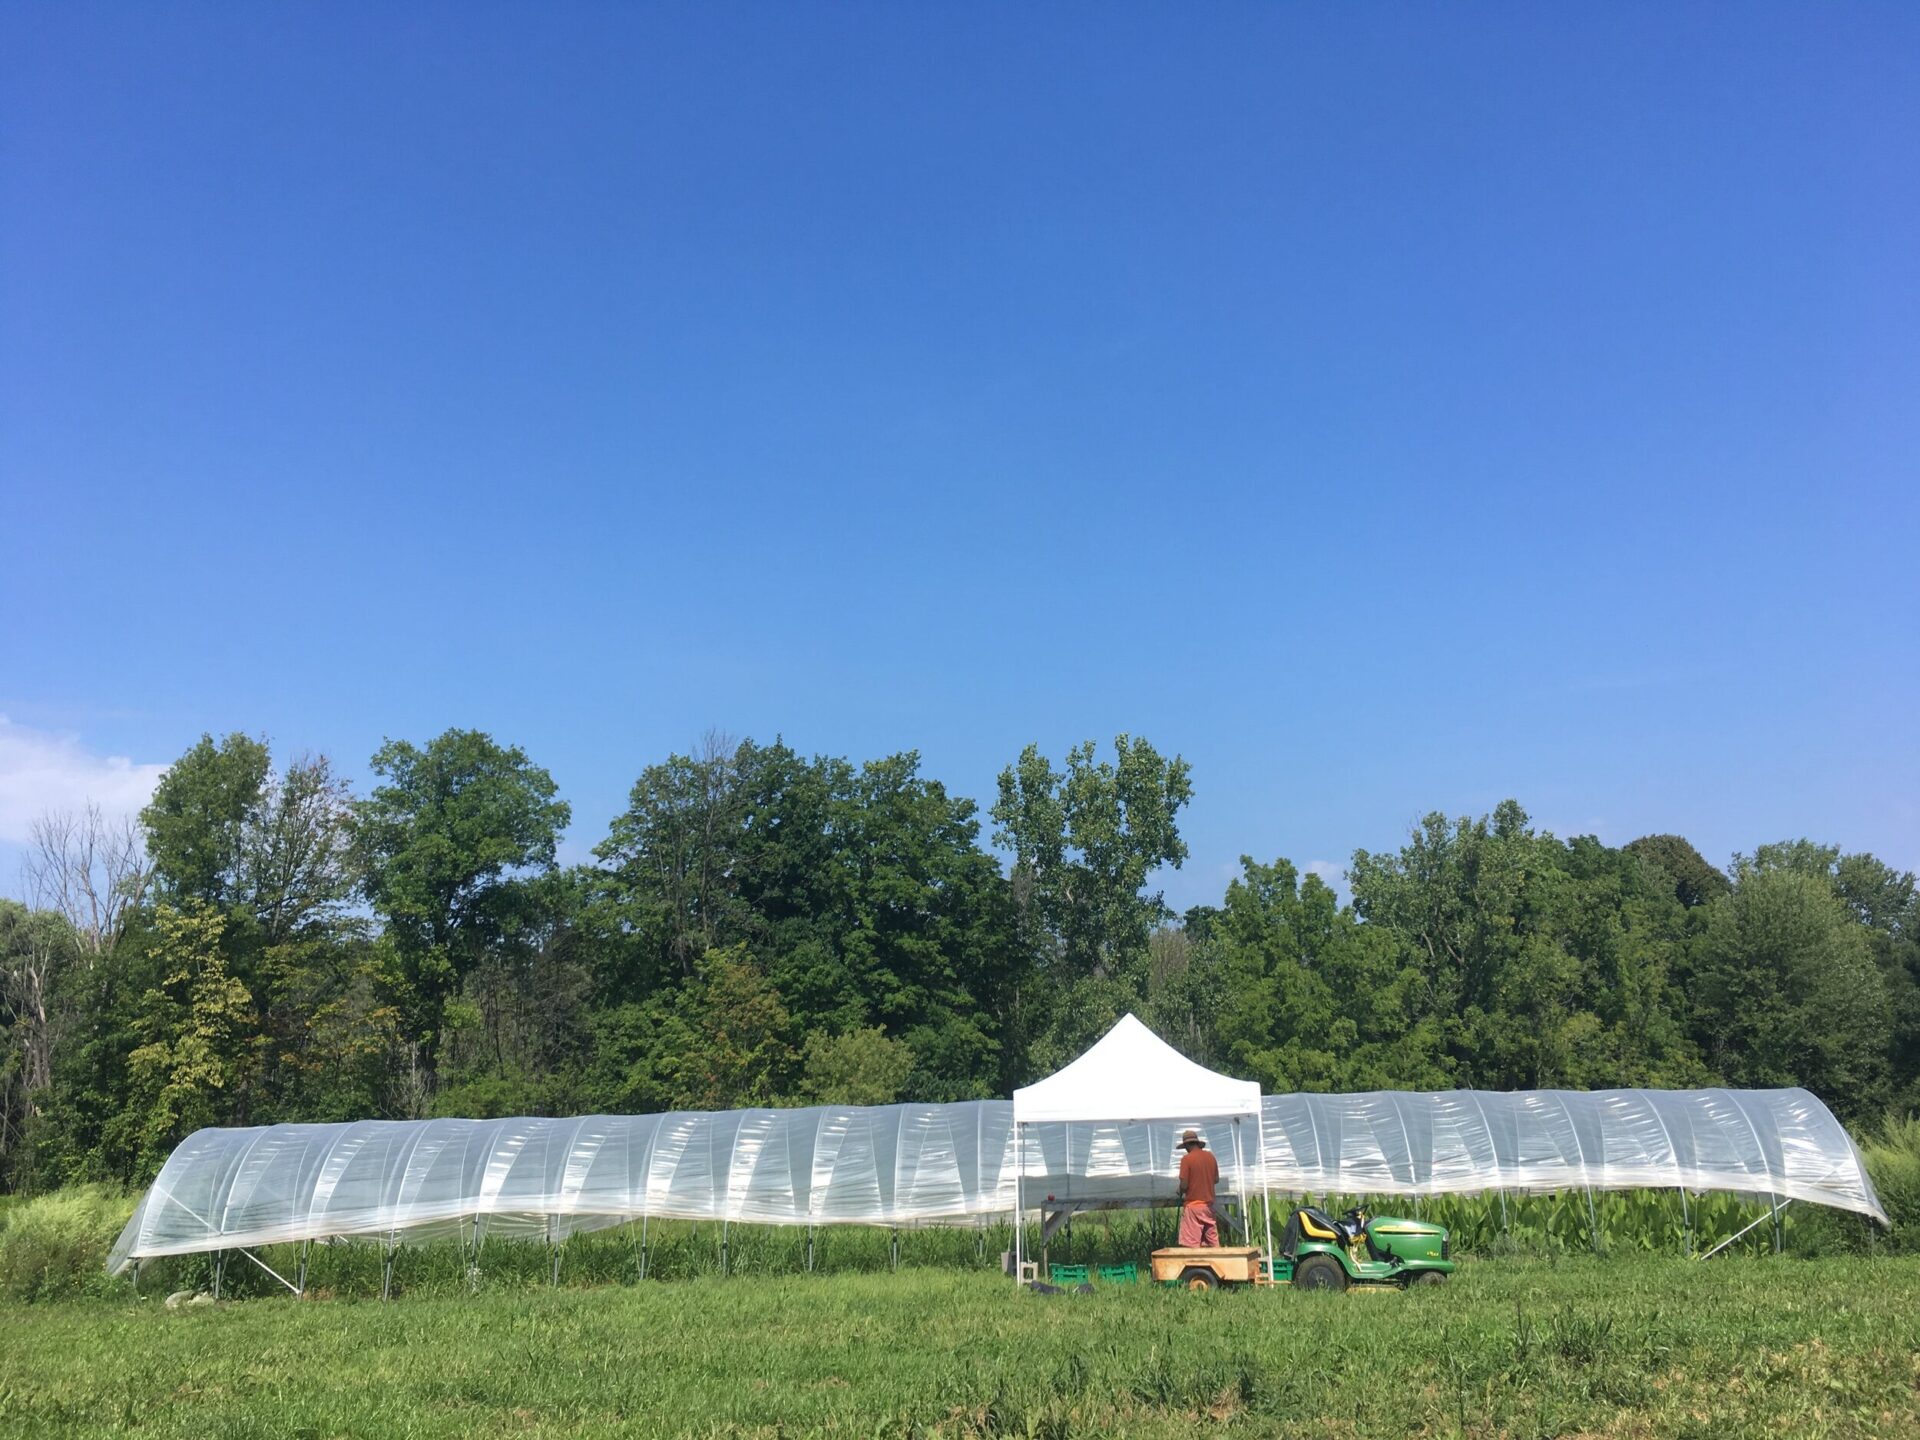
[4,3,1917,907]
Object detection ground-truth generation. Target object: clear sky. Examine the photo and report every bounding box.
[4,3,1917,907]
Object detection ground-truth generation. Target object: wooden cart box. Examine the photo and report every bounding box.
[1149,1245,1269,1285]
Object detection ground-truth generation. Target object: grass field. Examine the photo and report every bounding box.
[3,1253,1918,1438]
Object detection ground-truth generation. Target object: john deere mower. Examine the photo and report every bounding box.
[1275,1204,1454,1290]
[1148,1205,1454,1291]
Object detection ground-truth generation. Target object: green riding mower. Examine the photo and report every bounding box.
[1273,1205,1455,1291]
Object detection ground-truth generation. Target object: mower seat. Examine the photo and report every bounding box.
[1280,1206,1358,1258]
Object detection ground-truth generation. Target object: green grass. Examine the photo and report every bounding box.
[4,1253,1918,1437]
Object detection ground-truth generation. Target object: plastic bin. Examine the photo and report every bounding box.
[1097,1263,1139,1284]
[1049,1263,1090,1285]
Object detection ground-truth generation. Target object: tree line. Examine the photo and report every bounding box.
[1,729,1914,1190]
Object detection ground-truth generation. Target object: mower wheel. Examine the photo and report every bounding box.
[1406,1270,1447,1287]
[1177,1266,1220,1291]
[1293,1254,1347,1292]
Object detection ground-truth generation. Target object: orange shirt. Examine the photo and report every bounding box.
[1177,1147,1219,1207]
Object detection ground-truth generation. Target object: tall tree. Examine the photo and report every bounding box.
[121,903,258,1175]
[1688,863,1890,1113]
[355,730,570,1076]
[1624,833,1731,909]
[591,733,746,991]
[141,734,271,908]
[992,735,1192,1072]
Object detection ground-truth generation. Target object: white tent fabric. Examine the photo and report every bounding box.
[1013,1014,1261,1122]
[106,1087,1886,1273]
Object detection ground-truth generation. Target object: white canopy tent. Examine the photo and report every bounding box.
[1010,1015,1273,1282]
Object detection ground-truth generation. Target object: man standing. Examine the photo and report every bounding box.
[1175,1128,1221,1247]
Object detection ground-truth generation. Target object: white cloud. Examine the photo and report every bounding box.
[0,715,167,844]
[1304,858,1344,885]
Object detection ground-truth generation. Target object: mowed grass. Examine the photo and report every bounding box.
[3,1254,1918,1438]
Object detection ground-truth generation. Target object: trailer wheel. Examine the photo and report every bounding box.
[1177,1266,1220,1291]
[1293,1254,1347,1291]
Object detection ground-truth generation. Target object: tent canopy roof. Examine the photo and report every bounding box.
[1012,1013,1261,1124]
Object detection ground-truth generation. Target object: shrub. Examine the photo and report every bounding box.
[0,1185,136,1301]
[1861,1113,1920,1242]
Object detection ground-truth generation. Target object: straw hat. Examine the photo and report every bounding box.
[1178,1129,1205,1150]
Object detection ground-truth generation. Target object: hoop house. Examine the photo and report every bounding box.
[107,1021,1885,1277]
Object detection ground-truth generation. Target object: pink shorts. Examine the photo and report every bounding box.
[1178,1203,1219,1247]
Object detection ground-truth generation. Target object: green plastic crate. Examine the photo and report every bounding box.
[1049,1263,1090,1285]
[1097,1263,1139,1284]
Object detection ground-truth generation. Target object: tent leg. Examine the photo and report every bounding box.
[1255,1112,1276,1278]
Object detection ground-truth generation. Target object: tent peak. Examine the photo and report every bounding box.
[1012,1013,1261,1124]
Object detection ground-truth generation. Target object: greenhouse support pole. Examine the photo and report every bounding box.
[131,1260,140,1297]
[721,1220,730,1277]
[381,1236,395,1301]
[1012,1120,1024,1288]
[890,1228,899,1272]
[1678,1188,1691,1257]
[1584,1186,1600,1253]
[297,1238,310,1297]
[1498,1188,1508,1238]
[1698,1198,1792,1261]
[213,1250,225,1301]
[806,1224,815,1272]
[1771,1194,1783,1255]
[639,1212,650,1281]
[469,1213,483,1290]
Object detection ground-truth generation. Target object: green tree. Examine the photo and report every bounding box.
[141,734,271,907]
[122,903,258,1175]
[796,1026,916,1105]
[992,735,1192,1073]
[591,734,746,990]
[1213,857,1446,1091]
[1624,834,1731,909]
[1689,865,1890,1113]
[355,730,571,1074]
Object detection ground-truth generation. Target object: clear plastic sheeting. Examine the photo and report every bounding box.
[107,1086,1885,1273]
[1259,1088,1885,1223]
